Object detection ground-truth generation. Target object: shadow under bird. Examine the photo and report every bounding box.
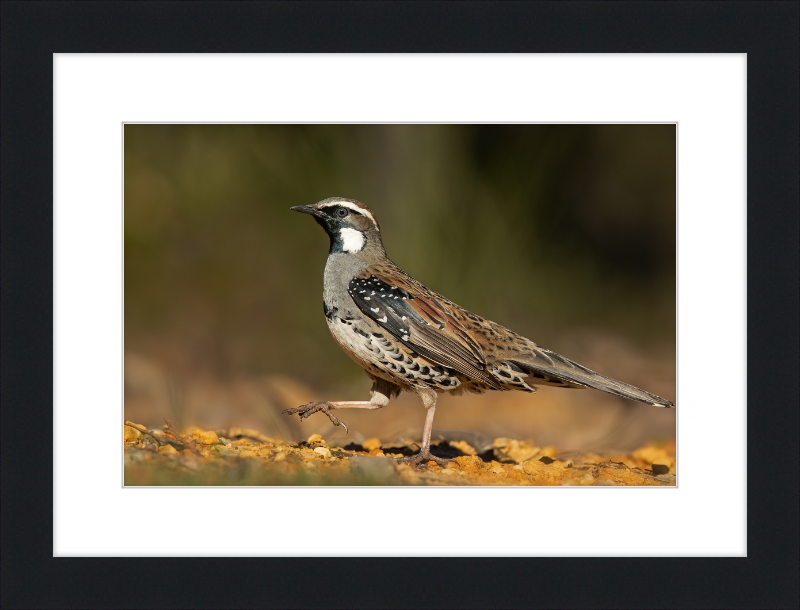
[285,197,674,466]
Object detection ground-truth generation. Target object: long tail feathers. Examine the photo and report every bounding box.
[509,347,674,408]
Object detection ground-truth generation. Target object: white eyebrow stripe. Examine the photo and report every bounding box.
[317,200,378,229]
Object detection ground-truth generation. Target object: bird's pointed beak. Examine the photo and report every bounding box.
[290,204,324,218]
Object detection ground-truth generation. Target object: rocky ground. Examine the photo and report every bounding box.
[124,420,676,486]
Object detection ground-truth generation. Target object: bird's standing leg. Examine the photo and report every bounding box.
[401,395,456,467]
[282,401,384,434]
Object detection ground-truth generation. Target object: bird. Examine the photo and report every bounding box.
[284,197,674,466]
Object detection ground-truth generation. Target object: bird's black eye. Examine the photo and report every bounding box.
[335,207,349,218]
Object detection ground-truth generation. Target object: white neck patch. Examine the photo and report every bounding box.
[340,228,365,253]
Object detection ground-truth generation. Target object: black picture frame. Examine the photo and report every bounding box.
[2,2,797,608]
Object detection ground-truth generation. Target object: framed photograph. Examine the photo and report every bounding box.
[3,2,797,609]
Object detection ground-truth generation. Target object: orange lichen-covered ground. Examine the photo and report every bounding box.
[123,421,676,486]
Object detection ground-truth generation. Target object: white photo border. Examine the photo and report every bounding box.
[54,54,745,556]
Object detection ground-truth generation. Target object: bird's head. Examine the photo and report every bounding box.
[291,197,386,258]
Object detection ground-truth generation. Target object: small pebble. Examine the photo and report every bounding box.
[493,438,540,463]
[157,444,178,456]
[455,455,484,469]
[488,461,505,474]
[651,458,671,475]
[540,446,558,459]
[193,430,220,445]
[362,438,381,451]
[124,426,142,442]
[523,459,549,476]
[307,433,324,445]
[449,440,477,456]
[314,446,332,459]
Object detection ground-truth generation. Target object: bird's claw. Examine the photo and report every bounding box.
[398,449,455,468]
[282,402,348,434]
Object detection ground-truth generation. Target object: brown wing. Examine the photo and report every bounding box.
[347,270,502,389]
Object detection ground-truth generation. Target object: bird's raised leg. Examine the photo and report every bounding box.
[400,399,455,467]
[282,401,384,434]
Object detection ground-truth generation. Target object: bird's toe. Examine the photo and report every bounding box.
[398,449,456,468]
[282,402,348,434]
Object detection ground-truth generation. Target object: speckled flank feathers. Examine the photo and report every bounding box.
[286,197,674,466]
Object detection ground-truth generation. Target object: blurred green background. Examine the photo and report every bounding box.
[124,124,676,452]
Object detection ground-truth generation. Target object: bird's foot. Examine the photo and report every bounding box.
[398,448,456,468]
[282,402,348,434]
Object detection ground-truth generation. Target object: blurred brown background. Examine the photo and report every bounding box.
[124,124,676,453]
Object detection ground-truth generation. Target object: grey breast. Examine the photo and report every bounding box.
[323,253,366,311]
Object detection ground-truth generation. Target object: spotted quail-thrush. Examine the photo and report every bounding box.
[284,197,674,466]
